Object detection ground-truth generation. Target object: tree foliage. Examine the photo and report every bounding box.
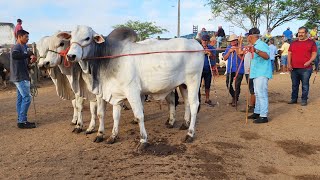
[206,0,319,31]
[299,1,320,29]
[113,20,168,41]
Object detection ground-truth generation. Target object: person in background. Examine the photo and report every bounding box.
[264,28,272,43]
[279,37,290,74]
[243,51,255,113]
[216,25,225,48]
[14,19,23,40]
[10,30,37,129]
[268,38,277,73]
[314,37,320,71]
[283,27,293,43]
[287,27,317,106]
[310,26,318,39]
[199,34,216,107]
[223,34,244,107]
[246,27,272,124]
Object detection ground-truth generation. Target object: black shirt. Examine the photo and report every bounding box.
[217,28,225,37]
[10,44,30,82]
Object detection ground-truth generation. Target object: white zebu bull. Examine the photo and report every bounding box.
[37,34,106,141]
[64,26,204,150]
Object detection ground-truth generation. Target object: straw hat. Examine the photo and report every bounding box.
[227,34,238,42]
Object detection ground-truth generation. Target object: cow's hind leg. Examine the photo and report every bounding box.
[165,91,176,128]
[183,79,201,143]
[94,97,106,143]
[86,100,97,134]
[178,84,191,130]
[106,104,121,144]
[72,96,84,133]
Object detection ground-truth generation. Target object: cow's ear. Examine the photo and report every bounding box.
[57,32,71,41]
[93,34,105,44]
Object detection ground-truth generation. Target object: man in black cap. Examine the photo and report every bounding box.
[199,34,216,106]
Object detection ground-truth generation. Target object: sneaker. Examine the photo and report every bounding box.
[301,101,307,106]
[280,72,285,74]
[285,72,290,74]
[253,117,268,124]
[248,113,260,119]
[17,121,36,129]
[287,100,297,104]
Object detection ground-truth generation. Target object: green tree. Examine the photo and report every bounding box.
[299,1,320,29]
[113,20,168,41]
[206,0,318,31]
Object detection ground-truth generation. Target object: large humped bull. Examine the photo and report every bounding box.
[37,33,107,142]
[63,26,204,150]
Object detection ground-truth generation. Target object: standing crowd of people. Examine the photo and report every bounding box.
[197,25,319,124]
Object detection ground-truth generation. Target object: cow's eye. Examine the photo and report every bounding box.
[59,42,64,47]
[85,37,90,41]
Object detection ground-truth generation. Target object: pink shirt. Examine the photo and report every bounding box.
[14,23,23,39]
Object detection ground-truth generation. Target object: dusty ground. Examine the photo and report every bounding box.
[0,72,320,180]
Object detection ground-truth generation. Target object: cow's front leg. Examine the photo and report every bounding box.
[165,91,176,128]
[72,95,84,133]
[127,95,148,152]
[106,104,121,144]
[86,100,97,134]
[179,85,191,130]
[94,96,106,143]
[71,99,78,125]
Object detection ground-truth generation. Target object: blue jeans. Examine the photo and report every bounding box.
[290,68,312,102]
[270,59,275,72]
[217,36,223,48]
[14,80,32,123]
[253,77,269,117]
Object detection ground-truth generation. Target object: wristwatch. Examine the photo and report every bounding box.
[255,49,260,54]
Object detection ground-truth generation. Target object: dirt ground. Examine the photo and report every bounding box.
[1,72,320,180]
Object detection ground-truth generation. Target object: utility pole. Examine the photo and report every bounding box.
[177,0,180,37]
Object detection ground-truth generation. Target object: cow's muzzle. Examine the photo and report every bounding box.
[67,54,77,62]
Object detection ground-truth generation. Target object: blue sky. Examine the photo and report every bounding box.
[0,0,306,43]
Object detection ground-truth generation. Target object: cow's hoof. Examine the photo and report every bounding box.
[106,136,117,144]
[93,136,104,143]
[131,119,138,124]
[85,129,95,135]
[183,135,194,143]
[179,122,189,130]
[136,142,149,153]
[70,122,77,125]
[72,127,82,133]
[165,120,174,128]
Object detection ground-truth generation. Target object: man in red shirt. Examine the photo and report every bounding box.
[14,19,23,40]
[288,26,317,106]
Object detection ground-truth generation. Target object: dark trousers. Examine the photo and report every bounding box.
[291,68,312,102]
[226,72,243,100]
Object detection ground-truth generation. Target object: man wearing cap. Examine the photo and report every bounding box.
[199,34,216,106]
[14,19,23,40]
[283,27,293,43]
[247,28,272,124]
[287,26,317,106]
[223,34,244,106]
[279,37,290,74]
